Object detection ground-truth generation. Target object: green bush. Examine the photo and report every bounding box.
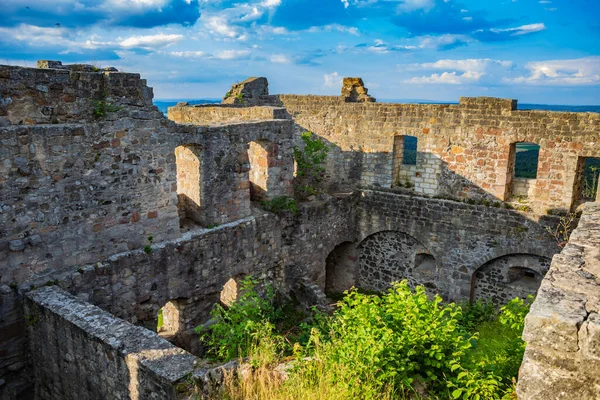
[203,278,532,400]
[197,277,286,362]
[261,196,298,214]
[293,131,329,198]
[305,282,474,395]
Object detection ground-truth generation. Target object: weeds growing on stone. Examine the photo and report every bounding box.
[261,196,298,214]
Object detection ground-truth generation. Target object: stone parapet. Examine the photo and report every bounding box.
[25,286,197,400]
[518,201,600,399]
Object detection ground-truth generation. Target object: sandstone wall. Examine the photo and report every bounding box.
[25,285,197,400]
[168,103,289,124]
[518,201,600,399]
[271,95,600,213]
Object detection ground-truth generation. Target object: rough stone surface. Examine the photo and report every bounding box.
[221,77,269,105]
[25,286,197,400]
[518,201,600,399]
[0,65,598,400]
[341,77,375,102]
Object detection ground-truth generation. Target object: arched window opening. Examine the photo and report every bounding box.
[175,144,202,227]
[157,300,183,335]
[220,277,240,307]
[248,140,279,201]
[471,254,550,305]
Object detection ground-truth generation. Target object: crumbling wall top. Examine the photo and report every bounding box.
[222,77,269,105]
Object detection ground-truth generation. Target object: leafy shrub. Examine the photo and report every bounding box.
[197,277,286,362]
[303,282,475,395]
[261,196,298,214]
[293,132,329,198]
[204,279,532,400]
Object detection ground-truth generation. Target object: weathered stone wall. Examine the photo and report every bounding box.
[25,285,197,400]
[0,62,154,126]
[1,64,295,286]
[518,201,600,399]
[472,254,551,305]
[0,117,293,284]
[353,190,559,301]
[168,103,288,124]
[266,95,600,213]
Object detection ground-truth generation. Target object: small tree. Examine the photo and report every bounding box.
[293,131,329,199]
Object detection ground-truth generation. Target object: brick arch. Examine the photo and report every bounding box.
[356,230,438,294]
[470,253,551,305]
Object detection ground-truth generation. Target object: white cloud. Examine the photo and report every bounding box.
[120,33,183,48]
[404,58,513,85]
[261,0,281,7]
[418,34,471,49]
[489,23,546,36]
[212,49,251,60]
[506,57,600,86]
[406,71,484,84]
[397,0,435,12]
[170,51,206,58]
[270,54,290,63]
[204,15,240,38]
[308,24,360,36]
[324,71,341,88]
[0,24,73,46]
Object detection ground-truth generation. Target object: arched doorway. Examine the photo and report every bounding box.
[471,254,551,305]
[357,231,437,293]
[325,241,358,295]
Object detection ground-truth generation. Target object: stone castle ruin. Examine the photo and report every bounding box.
[0,61,599,399]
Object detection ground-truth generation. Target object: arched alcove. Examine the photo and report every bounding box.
[471,253,551,305]
[175,144,203,227]
[248,140,278,201]
[357,231,437,293]
[325,241,357,295]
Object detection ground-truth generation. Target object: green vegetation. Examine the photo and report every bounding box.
[157,307,164,331]
[92,99,121,118]
[261,196,298,214]
[143,235,153,254]
[293,131,329,199]
[199,279,532,399]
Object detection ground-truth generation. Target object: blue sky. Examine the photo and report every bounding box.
[1,0,598,104]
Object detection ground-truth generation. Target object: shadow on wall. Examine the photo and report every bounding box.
[291,119,598,215]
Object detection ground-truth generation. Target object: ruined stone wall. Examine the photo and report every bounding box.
[25,286,197,400]
[271,95,600,213]
[0,62,154,125]
[518,201,600,399]
[1,64,294,287]
[354,190,559,301]
[168,103,288,125]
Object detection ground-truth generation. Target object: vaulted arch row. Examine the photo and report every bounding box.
[349,230,439,295]
[470,253,551,305]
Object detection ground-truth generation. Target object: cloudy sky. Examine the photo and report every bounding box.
[1,0,598,104]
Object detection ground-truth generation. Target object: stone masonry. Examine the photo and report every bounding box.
[518,201,600,399]
[0,64,598,399]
